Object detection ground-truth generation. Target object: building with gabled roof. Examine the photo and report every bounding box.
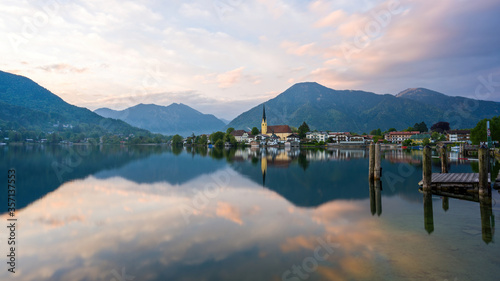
[261,105,292,141]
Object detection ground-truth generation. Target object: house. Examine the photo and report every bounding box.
[328,132,352,143]
[347,136,365,144]
[384,131,420,143]
[307,131,328,142]
[446,130,470,143]
[286,133,300,142]
[410,134,431,144]
[260,105,293,141]
[230,130,248,142]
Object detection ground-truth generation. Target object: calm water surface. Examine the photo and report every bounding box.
[1,145,499,281]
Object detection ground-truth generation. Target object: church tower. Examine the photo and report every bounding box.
[261,104,267,135]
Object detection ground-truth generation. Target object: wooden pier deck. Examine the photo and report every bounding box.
[419,173,490,189]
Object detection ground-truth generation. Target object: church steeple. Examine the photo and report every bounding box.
[261,104,267,135]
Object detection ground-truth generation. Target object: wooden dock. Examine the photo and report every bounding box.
[422,145,491,195]
[419,173,490,188]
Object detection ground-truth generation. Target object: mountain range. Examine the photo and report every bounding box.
[0,70,149,135]
[2,70,499,135]
[227,82,500,132]
[94,103,226,136]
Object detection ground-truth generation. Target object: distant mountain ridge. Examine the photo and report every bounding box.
[227,82,500,132]
[0,70,148,134]
[95,103,225,136]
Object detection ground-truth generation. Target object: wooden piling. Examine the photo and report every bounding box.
[374,144,381,180]
[440,144,448,173]
[423,145,432,191]
[369,143,375,181]
[478,146,489,194]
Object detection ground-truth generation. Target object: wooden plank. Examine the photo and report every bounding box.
[465,173,472,183]
[432,174,443,182]
[432,173,483,183]
[470,173,479,182]
[458,173,467,182]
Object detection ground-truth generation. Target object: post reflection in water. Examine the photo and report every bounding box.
[479,195,495,244]
[369,180,383,217]
[421,190,495,243]
[442,197,449,212]
[1,146,499,281]
[423,191,434,234]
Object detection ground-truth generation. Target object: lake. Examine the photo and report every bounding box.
[1,145,499,281]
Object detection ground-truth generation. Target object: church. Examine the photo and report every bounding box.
[261,105,293,141]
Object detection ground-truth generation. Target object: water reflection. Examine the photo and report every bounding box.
[423,191,434,234]
[421,189,495,243]
[1,145,499,281]
[369,180,382,217]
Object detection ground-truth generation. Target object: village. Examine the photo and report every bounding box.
[183,105,473,149]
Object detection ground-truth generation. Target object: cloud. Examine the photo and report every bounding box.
[38,63,88,74]
[1,0,499,120]
[216,67,245,88]
[281,41,318,56]
[216,201,243,225]
[314,9,348,27]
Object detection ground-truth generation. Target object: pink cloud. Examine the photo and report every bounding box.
[216,67,244,88]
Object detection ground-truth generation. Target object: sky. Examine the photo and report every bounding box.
[1,0,500,120]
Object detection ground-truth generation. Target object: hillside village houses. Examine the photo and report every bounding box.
[211,105,472,146]
[446,130,471,143]
[384,131,420,143]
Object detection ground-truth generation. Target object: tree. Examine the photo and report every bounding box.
[373,136,380,143]
[171,134,183,146]
[471,117,500,145]
[198,135,208,145]
[402,139,413,146]
[370,128,382,136]
[215,139,224,148]
[251,127,260,136]
[224,133,237,146]
[387,128,397,133]
[298,122,310,139]
[8,131,22,142]
[226,127,235,134]
[431,131,440,141]
[422,138,431,146]
[210,131,225,144]
[431,122,450,133]
[413,122,428,132]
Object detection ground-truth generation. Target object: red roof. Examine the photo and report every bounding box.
[388,131,419,135]
[268,125,292,134]
[230,130,247,137]
[446,130,470,134]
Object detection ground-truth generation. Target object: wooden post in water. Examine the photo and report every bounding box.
[374,143,381,180]
[423,145,432,191]
[369,143,375,181]
[478,146,489,195]
[440,144,448,173]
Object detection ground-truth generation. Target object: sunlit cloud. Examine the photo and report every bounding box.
[0,0,499,119]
